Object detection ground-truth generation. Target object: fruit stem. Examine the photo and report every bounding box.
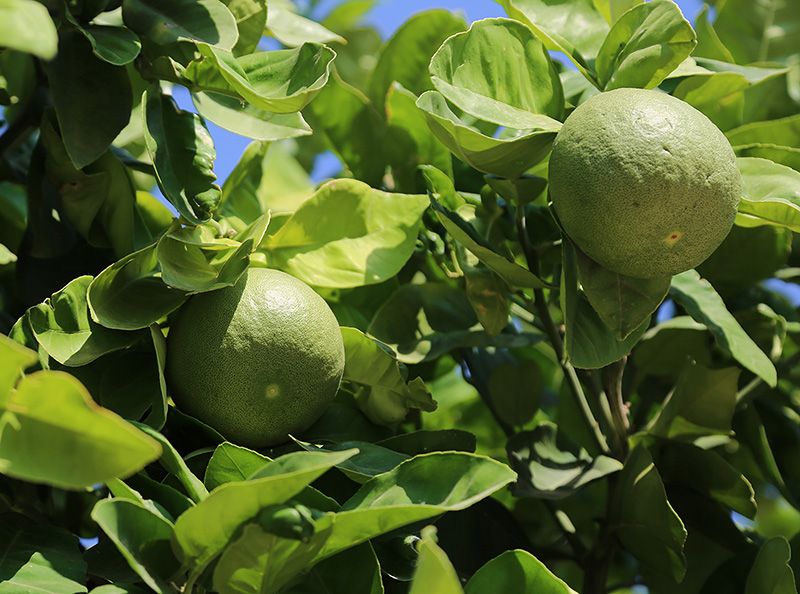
[601,358,630,460]
[513,185,609,455]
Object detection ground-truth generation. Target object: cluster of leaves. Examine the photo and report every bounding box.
[2,0,800,593]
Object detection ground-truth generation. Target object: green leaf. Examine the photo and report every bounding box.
[574,243,670,340]
[87,243,189,331]
[711,0,799,64]
[46,31,133,169]
[416,90,560,178]
[78,25,142,66]
[736,157,800,232]
[692,4,735,63]
[506,422,623,499]
[727,115,800,150]
[307,72,386,187]
[561,239,648,369]
[266,5,345,47]
[651,439,756,519]
[143,85,221,225]
[156,216,267,292]
[368,9,467,108]
[463,264,511,337]
[595,0,696,90]
[385,84,454,191]
[670,269,777,387]
[429,18,564,126]
[429,195,550,289]
[465,549,578,594]
[0,0,58,59]
[284,543,383,594]
[487,360,542,427]
[409,526,464,594]
[342,327,436,426]
[632,316,712,378]
[367,282,537,364]
[745,537,797,594]
[0,514,87,594]
[219,141,314,224]
[122,0,239,49]
[91,499,181,594]
[611,445,687,581]
[220,0,267,55]
[0,370,161,489]
[261,179,429,288]
[89,585,151,594]
[172,449,357,577]
[295,439,410,483]
[192,92,312,142]
[496,0,608,77]
[0,334,37,404]
[27,276,146,366]
[204,442,269,490]
[190,42,336,114]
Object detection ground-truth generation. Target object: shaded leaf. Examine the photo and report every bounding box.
[464,549,578,594]
[295,438,410,483]
[487,360,542,427]
[78,25,142,66]
[122,0,239,49]
[745,537,797,594]
[284,542,383,594]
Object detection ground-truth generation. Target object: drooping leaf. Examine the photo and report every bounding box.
[429,18,564,126]
[610,444,687,581]
[574,243,670,340]
[0,370,162,489]
[87,243,189,331]
[92,499,181,594]
[122,0,239,49]
[46,31,133,169]
[595,0,696,90]
[0,514,87,594]
[342,327,436,426]
[260,179,429,288]
[0,0,58,59]
[464,549,578,594]
[670,269,777,387]
[192,92,312,142]
[416,90,560,178]
[26,275,147,366]
[142,85,221,225]
[408,526,464,594]
[506,422,623,499]
[736,157,800,232]
[369,9,467,108]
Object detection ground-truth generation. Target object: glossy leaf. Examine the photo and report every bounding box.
[429,195,550,289]
[496,0,606,80]
[221,0,267,55]
[204,442,270,490]
[27,275,146,367]
[46,32,133,169]
[0,370,161,489]
[266,5,344,47]
[122,0,239,49]
[192,91,312,141]
[736,157,800,232]
[506,423,622,499]
[574,244,671,340]
[595,0,696,90]
[409,526,463,594]
[295,439,410,483]
[611,445,687,581]
[416,90,560,178]
[670,269,777,387]
[190,42,336,114]
[87,243,189,331]
[261,179,429,288]
[92,499,180,594]
[172,449,357,576]
[561,239,648,369]
[465,549,578,594]
[342,327,436,426]
[369,9,467,108]
[429,18,564,126]
[143,86,221,225]
[0,0,58,59]
[78,25,142,66]
[0,514,87,594]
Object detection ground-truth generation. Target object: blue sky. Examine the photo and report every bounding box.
[175,0,707,186]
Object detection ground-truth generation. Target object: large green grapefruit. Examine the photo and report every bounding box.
[166,267,345,448]
[548,88,741,279]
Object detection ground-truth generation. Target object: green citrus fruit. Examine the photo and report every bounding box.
[166,267,345,448]
[548,88,741,279]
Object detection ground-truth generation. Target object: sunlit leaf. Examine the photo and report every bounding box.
[122,0,239,49]
[0,0,58,59]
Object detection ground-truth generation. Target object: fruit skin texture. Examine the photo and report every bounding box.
[166,267,345,448]
[548,87,741,279]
